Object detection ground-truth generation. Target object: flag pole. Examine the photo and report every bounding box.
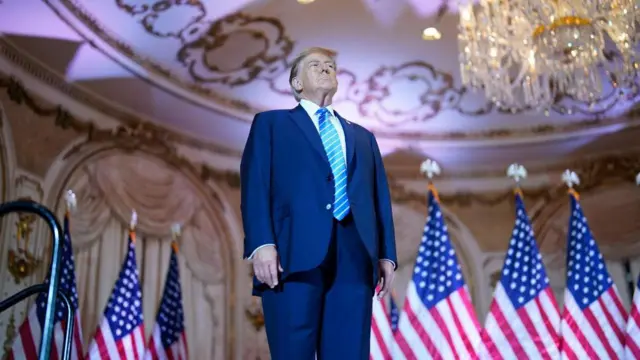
[129,210,137,243]
[61,190,77,360]
[392,157,482,359]
[628,172,640,301]
[85,207,146,359]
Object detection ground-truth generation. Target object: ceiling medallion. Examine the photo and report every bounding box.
[457,0,640,112]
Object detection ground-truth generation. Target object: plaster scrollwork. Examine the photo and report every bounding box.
[178,13,294,86]
[114,0,206,38]
[66,153,225,285]
[48,0,640,130]
[114,0,154,16]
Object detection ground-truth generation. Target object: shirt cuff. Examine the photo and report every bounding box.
[248,244,276,260]
[380,258,397,270]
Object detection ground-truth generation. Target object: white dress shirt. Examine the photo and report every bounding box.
[248,101,396,269]
[298,99,347,165]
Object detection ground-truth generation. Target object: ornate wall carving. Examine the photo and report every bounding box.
[0,75,239,188]
[1,70,638,209]
[0,74,258,358]
[44,151,233,358]
[36,1,640,139]
[1,58,640,354]
[0,101,59,355]
[0,40,240,156]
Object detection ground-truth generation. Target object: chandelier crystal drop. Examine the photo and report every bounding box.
[457,0,640,112]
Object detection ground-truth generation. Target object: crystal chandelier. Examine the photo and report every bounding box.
[457,0,640,112]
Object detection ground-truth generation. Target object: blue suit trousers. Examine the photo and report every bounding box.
[261,214,374,360]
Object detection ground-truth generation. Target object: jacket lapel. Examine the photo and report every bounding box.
[288,105,329,164]
[335,111,355,172]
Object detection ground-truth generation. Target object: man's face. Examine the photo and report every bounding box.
[297,52,338,96]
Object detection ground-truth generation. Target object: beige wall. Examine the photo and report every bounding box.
[0,70,639,359]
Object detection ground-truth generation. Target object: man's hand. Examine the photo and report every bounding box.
[252,246,282,288]
[377,260,395,298]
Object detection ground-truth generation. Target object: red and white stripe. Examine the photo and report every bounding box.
[394,282,481,359]
[8,306,84,360]
[560,287,626,360]
[625,281,640,359]
[85,319,146,360]
[144,324,188,360]
[370,294,394,360]
[481,284,560,359]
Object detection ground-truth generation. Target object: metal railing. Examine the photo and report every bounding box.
[0,200,75,360]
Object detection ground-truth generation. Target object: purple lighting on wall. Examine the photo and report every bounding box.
[66,44,136,82]
[0,0,82,41]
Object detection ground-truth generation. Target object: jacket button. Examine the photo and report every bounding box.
[326,204,332,210]
[327,174,334,181]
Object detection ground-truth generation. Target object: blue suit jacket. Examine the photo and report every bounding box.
[240,104,397,294]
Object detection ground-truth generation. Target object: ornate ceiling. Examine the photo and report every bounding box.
[1,0,640,175]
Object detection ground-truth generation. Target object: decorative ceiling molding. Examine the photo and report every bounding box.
[35,0,640,141]
[114,0,207,38]
[390,153,640,208]
[2,69,638,210]
[0,73,239,187]
[0,38,240,156]
[3,32,638,146]
[389,148,640,180]
[45,0,264,113]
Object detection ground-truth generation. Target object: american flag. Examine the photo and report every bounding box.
[481,193,560,359]
[394,189,481,359]
[370,291,395,360]
[85,232,145,359]
[8,212,84,359]
[389,294,399,333]
[560,192,626,359]
[624,275,640,358]
[144,245,188,360]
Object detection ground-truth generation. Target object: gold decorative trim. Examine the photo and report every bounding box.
[0,37,241,157]
[7,201,42,284]
[25,2,640,141]
[1,310,16,360]
[0,73,239,359]
[46,0,261,114]
[390,148,640,180]
[0,73,240,185]
[389,153,640,207]
[2,69,640,210]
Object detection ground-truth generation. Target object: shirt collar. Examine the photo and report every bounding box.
[299,99,335,118]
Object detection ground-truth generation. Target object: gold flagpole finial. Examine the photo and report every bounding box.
[171,223,181,253]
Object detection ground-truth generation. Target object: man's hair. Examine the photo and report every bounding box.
[289,47,338,101]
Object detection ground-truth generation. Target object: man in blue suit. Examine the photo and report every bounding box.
[240,47,397,360]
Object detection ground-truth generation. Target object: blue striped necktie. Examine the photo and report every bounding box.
[316,108,350,220]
